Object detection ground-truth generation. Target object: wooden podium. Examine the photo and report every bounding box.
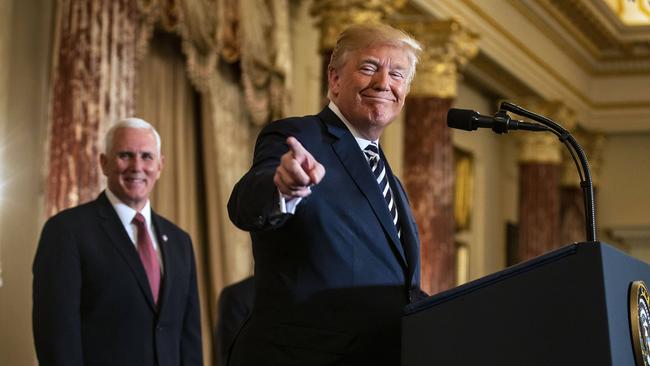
[402,242,650,365]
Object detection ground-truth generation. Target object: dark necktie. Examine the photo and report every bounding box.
[132,213,161,304]
[364,143,401,238]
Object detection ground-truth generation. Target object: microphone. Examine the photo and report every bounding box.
[447,101,597,242]
[447,108,549,134]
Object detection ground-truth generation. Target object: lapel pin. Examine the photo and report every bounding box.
[162,234,168,242]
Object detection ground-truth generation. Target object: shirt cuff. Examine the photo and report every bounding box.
[278,188,307,214]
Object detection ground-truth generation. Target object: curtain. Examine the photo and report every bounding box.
[136,31,255,366]
[136,32,215,364]
[201,62,255,314]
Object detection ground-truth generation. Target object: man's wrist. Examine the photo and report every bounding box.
[278,188,306,214]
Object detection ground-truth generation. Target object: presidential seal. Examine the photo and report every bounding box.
[630,281,650,366]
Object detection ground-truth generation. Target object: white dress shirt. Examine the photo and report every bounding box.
[105,189,164,271]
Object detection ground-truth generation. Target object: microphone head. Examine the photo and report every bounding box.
[447,109,479,131]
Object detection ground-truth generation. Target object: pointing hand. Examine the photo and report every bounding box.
[273,137,326,198]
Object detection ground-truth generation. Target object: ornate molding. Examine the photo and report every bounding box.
[396,18,478,98]
[310,0,407,52]
[511,0,650,75]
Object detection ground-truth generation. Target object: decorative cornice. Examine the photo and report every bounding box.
[409,0,650,132]
[512,0,650,75]
[455,0,650,108]
[396,18,478,98]
[310,0,407,52]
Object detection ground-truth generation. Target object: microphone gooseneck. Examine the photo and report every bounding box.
[447,102,597,243]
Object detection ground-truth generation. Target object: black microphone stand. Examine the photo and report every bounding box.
[499,101,597,243]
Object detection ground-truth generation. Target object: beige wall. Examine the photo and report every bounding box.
[599,133,650,227]
[452,82,510,280]
[599,133,650,261]
[0,0,52,365]
[0,0,13,284]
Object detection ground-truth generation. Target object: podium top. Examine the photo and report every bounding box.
[405,242,583,315]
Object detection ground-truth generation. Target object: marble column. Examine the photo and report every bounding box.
[310,0,406,103]
[515,100,575,262]
[46,0,151,216]
[398,19,478,294]
[560,127,605,244]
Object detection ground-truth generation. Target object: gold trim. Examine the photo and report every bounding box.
[517,134,563,163]
[454,148,474,231]
[630,280,650,366]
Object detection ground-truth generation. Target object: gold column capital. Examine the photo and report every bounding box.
[561,127,606,187]
[310,0,407,52]
[512,98,577,164]
[517,134,562,164]
[396,18,478,98]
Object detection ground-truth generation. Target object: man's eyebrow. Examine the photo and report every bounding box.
[359,57,407,71]
[360,57,380,66]
[115,149,155,154]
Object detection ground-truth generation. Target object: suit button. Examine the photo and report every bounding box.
[156,326,163,332]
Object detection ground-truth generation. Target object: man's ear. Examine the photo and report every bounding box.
[99,153,108,175]
[327,67,340,97]
[157,154,165,179]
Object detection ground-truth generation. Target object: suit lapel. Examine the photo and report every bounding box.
[319,108,408,269]
[96,192,157,311]
[151,213,172,312]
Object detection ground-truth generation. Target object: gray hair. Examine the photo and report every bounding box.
[328,23,423,85]
[103,117,161,155]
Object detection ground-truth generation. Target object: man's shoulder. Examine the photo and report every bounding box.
[40,198,105,239]
[47,197,101,224]
[261,108,343,146]
[264,113,323,134]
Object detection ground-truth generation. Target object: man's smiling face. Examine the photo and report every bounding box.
[100,127,163,211]
[328,44,411,140]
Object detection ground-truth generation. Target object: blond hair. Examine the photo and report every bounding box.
[328,23,423,84]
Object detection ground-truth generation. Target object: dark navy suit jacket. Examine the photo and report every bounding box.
[227,107,423,365]
[32,192,202,366]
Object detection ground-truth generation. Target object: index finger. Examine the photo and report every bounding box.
[286,136,312,170]
[286,137,306,158]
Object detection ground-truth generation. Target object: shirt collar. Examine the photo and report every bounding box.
[105,188,153,228]
[328,101,379,150]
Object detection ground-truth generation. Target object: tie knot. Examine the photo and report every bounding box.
[364,143,380,158]
[132,212,146,227]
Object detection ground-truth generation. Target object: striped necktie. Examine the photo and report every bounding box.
[364,143,401,238]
